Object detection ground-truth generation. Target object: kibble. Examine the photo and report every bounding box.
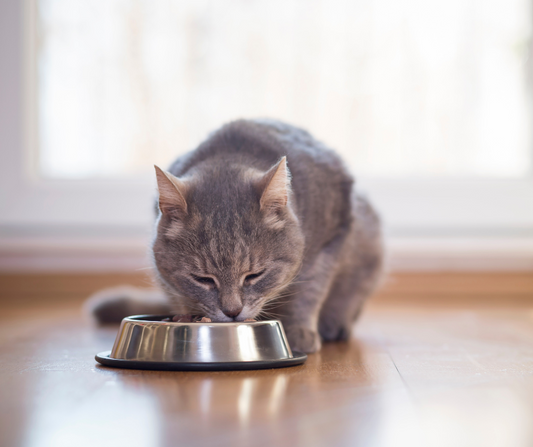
[161,315,256,323]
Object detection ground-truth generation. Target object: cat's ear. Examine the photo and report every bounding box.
[259,156,291,211]
[154,165,188,216]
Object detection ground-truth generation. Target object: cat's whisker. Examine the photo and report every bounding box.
[258,299,283,308]
[266,293,297,302]
[258,307,287,320]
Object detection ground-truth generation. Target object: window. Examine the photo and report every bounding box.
[37,0,531,179]
[0,0,532,271]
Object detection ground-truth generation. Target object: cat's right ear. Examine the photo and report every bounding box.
[154,165,188,216]
[258,156,291,211]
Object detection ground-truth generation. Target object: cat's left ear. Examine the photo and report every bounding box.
[259,156,291,211]
[154,165,188,216]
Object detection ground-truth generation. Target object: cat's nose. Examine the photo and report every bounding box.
[222,305,243,318]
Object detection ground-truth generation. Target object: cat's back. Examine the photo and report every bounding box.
[169,119,351,182]
[168,119,356,251]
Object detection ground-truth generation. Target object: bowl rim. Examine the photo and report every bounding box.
[122,314,283,327]
[96,350,308,370]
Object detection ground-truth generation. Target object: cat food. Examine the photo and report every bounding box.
[174,314,195,322]
[161,315,212,322]
[161,315,256,323]
[160,314,201,322]
[161,315,189,322]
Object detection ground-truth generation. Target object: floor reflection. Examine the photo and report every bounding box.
[99,339,411,447]
[6,307,533,447]
[10,313,422,447]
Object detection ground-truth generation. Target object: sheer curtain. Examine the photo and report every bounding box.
[37,0,532,179]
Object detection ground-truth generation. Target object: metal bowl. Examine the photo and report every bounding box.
[95,315,307,371]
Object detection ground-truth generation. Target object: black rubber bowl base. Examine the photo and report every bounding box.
[95,351,307,371]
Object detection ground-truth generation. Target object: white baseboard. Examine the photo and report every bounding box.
[387,237,533,271]
[0,234,151,273]
[1,233,533,273]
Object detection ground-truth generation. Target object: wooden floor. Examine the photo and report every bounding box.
[1,274,533,447]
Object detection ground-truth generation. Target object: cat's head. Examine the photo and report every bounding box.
[152,157,305,322]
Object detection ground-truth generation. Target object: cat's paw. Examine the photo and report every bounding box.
[284,326,321,353]
[318,318,353,342]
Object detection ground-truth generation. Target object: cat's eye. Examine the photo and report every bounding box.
[191,275,216,287]
[244,270,265,284]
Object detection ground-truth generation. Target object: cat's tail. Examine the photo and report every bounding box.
[84,286,173,324]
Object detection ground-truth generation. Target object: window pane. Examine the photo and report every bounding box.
[37,0,532,179]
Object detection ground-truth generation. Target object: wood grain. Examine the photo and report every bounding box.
[1,275,533,447]
[1,271,532,305]
[0,272,156,304]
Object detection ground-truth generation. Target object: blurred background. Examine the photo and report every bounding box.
[1,0,532,289]
[2,4,533,446]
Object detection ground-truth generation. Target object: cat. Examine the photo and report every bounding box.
[87,119,384,353]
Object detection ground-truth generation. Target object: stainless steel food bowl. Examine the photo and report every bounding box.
[95,315,307,371]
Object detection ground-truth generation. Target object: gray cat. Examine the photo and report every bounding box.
[89,119,383,353]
